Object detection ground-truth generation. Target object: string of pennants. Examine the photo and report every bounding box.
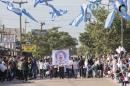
[0,0,130,27]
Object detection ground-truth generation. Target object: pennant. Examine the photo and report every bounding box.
[0,0,38,22]
[70,3,96,27]
[105,10,115,28]
[113,0,130,20]
[47,4,67,21]
[69,14,84,27]
[22,9,38,22]
[70,5,86,26]
[104,0,130,28]
[34,0,52,7]
[89,0,101,3]
[7,2,22,16]
[0,0,9,4]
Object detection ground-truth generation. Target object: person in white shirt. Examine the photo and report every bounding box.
[73,60,79,78]
[43,60,49,78]
[0,59,7,82]
[39,60,44,79]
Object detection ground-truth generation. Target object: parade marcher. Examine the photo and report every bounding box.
[59,64,65,79]
[22,57,29,81]
[17,57,24,80]
[53,65,58,78]
[79,56,85,78]
[73,59,79,78]
[0,57,7,82]
[66,59,73,78]
[43,60,49,78]
[31,58,38,79]
[39,60,44,79]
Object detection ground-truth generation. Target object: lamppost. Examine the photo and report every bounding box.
[121,17,124,47]
[13,0,28,55]
[120,0,127,47]
[25,19,29,33]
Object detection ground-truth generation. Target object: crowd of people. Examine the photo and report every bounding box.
[0,52,130,86]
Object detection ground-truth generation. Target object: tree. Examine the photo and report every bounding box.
[31,27,77,58]
[79,7,130,56]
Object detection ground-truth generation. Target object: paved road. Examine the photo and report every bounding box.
[0,78,119,86]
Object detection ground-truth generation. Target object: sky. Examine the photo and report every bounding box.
[0,0,119,40]
[0,0,87,39]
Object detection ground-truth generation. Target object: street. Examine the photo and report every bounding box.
[0,78,119,86]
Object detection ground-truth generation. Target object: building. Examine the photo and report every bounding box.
[3,27,20,41]
[0,27,21,50]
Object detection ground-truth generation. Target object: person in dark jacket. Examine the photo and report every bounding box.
[22,57,29,81]
[78,56,85,77]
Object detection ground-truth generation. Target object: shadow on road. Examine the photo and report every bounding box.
[0,80,34,86]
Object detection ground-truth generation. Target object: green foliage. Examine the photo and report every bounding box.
[24,27,77,58]
[79,7,130,56]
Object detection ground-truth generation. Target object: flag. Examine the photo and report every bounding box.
[89,0,101,3]
[0,0,22,16]
[0,0,38,22]
[22,9,38,22]
[34,0,53,7]
[69,5,84,26]
[70,3,95,27]
[0,0,9,4]
[70,14,84,27]
[113,0,130,20]
[52,49,69,65]
[7,2,22,16]
[105,10,115,28]
[47,4,67,21]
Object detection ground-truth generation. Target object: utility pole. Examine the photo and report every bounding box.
[25,19,29,33]
[40,22,45,32]
[13,0,28,55]
[2,24,5,33]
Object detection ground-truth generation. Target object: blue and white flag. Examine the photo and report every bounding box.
[70,3,96,27]
[52,49,69,65]
[0,0,22,16]
[34,0,53,7]
[69,13,84,27]
[69,6,84,27]
[22,9,38,22]
[104,0,130,28]
[47,4,67,21]
[113,0,130,20]
[105,10,115,28]
[0,0,38,22]
[0,0,9,4]
[89,0,101,3]
[7,2,22,16]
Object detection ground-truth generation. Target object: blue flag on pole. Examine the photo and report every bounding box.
[22,9,38,23]
[105,10,115,28]
[0,0,38,22]
[47,4,67,21]
[34,0,53,7]
[7,2,22,16]
[70,3,96,27]
[104,0,130,28]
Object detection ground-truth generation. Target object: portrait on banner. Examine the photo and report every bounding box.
[52,49,69,66]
